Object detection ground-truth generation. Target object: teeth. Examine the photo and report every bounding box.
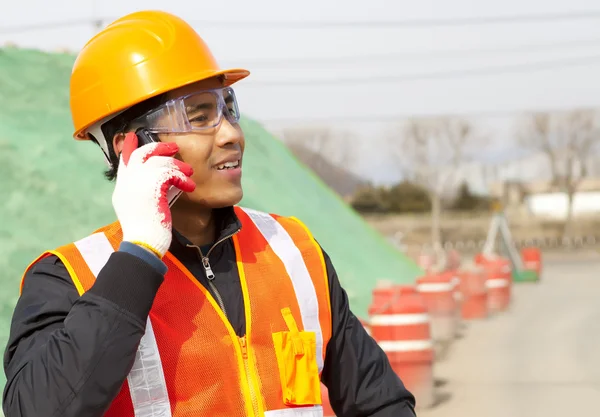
[217,160,239,170]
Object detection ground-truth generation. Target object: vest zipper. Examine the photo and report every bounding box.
[186,227,261,415]
[239,336,260,417]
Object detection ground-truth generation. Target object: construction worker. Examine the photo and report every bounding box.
[2,10,416,417]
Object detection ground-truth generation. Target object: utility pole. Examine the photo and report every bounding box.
[91,0,103,33]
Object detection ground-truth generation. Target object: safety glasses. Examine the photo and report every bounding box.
[132,86,240,134]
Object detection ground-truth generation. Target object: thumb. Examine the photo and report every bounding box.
[121,132,139,166]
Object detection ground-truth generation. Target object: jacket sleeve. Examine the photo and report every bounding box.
[320,248,417,417]
[2,249,165,417]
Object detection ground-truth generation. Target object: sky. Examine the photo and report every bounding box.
[2,0,600,184]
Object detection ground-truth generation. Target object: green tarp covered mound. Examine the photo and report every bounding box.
[0,47,422,373]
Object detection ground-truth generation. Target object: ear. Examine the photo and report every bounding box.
[113,132,127,158]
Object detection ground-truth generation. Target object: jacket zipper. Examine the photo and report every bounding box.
[187,228,240,319]
[203,259,227,318]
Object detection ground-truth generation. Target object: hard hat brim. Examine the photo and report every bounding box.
[73,67,250,139]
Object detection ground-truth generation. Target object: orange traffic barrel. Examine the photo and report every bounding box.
[473,252,486,264]
[521,246,542,277]
[369,285,435,409]
[475,254,511,313]
[458,267,488,320]
[372,285,397,307]
[416,273,457,343]
[321,383,335,416]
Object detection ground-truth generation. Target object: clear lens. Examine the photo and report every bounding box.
[135,87,240,134]
[222,87,240,121]
[183,91,221,129]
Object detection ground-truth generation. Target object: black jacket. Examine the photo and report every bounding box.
[3,207,416,417]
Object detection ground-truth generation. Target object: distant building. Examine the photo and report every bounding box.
[439,150,600,219]
[489,178,600,219]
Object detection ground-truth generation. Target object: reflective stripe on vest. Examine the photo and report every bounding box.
[74,233,172,417]
[264,406,324,417]
[241,207,324,373]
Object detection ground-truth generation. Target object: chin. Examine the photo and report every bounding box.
[220,188,244,207]
[188,186,243,208]
[212,196,243,208]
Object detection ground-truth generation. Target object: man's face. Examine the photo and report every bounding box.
[125,78,246,209]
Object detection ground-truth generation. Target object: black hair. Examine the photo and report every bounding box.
[88,94,167,181]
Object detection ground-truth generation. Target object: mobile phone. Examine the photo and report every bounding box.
[135,128,183,208]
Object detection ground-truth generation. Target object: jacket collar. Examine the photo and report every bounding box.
[170,206,242,251]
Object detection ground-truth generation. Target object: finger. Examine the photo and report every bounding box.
[143,155,187,171]
[168,170,197,193]
[143,156,194,178]
[125,140,159,167]
[128,141,179,167]
[141,142,179,163]
[172,159,194,177]
[121,132,139,166]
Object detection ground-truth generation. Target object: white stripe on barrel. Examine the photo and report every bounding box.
[377,339,434,352]
[486,278,509,289]
[370,313,430,326]
[416,282,453,292]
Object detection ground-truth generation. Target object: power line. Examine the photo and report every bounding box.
[0,20,88,35]
[240,54,600,86]
[3,10,600,35]
[165,10,600,29]
[256,105,600,125]
[227,37,600,67]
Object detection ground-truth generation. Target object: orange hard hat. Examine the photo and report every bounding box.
[70,10,250,139]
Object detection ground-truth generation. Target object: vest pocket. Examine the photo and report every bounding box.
[272,308,322,406]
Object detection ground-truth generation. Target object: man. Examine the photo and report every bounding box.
[3,10,416,417]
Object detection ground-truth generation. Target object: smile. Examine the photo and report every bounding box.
[216,160,240,170]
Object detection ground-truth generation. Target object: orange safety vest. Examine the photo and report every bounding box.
[22,206,332,417]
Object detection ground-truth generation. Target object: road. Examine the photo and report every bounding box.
[418,254,600,417]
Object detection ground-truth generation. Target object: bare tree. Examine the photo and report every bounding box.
[279,127,363,196]
[517,109,600,236]
[390,116,481,253]
[280,127,356,168]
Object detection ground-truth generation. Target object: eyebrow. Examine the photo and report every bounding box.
[185,102,214,113]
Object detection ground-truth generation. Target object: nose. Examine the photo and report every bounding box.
[215,117,243,148]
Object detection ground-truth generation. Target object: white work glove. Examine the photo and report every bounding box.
[112,132,196,258]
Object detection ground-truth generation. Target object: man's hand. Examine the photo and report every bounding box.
[112,132,196,258]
